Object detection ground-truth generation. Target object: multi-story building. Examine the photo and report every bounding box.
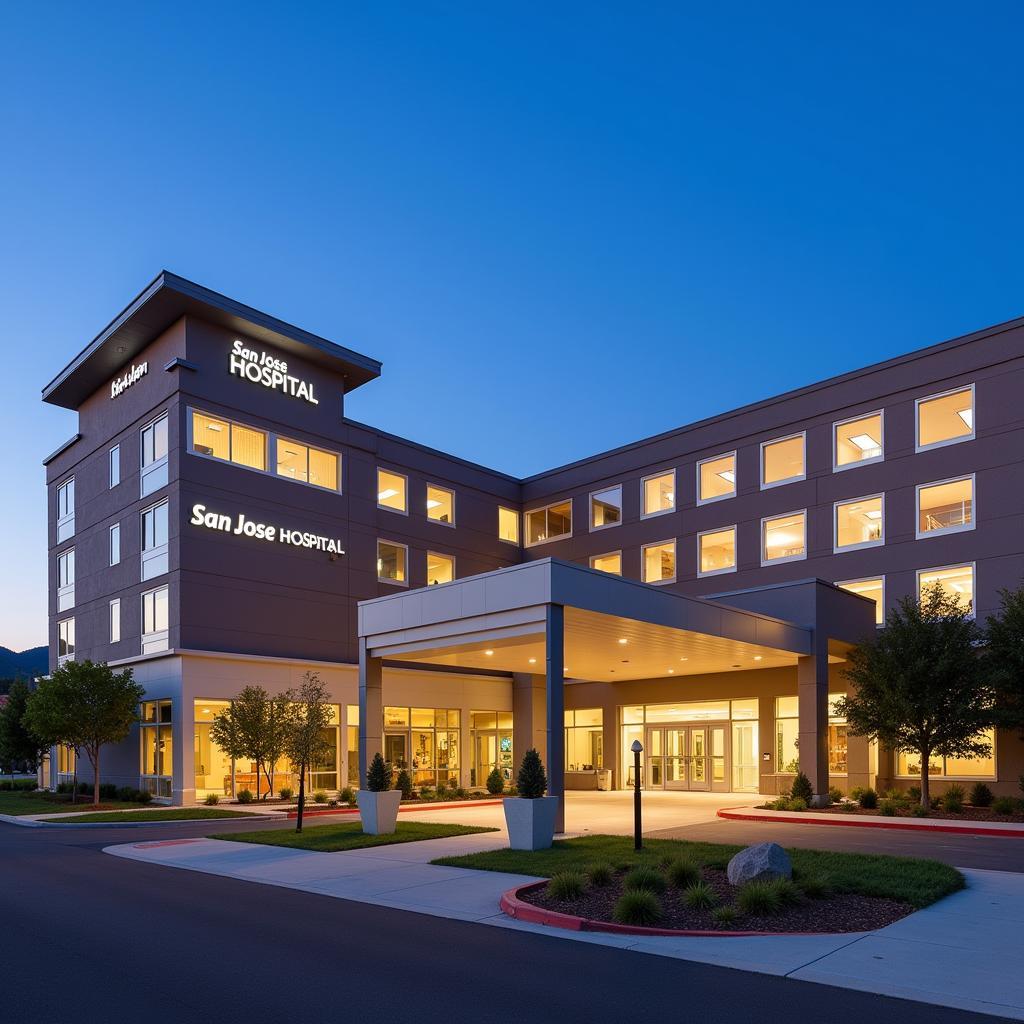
[42,272,1024,807]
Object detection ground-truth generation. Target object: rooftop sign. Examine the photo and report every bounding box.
[110,361,148,399]
[229,339,319,404]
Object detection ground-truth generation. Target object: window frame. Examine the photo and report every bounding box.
[589,550,623,575]
[57,617,75,666]
[377,538,410,587]
[696,525,738,578]
[760,432,806,490]
[640,538,677,586]
[109,522,121,566]
[915,383,976,453]
[895,729,996,781]
[639,469,676,520]
[56,477,75,543]
[276,434,339,492]
[109,598,121,644]
[56,547,75,612]
[832,410,885,472]
[833,492,885,553]
[141,585,170,654]
[109,445,121,488]
[524,499,573,547]
[426,484,456,527]
[836,576,885,627]
[139,412,169,498]
[426,550,456,586]
[589,484,623,532]
[760,509,808,566]
[917,562,976,620]
[377,468,409,515]
[141,499,170,581]
[695,451,737,506]
[915,473,976,540]
[497,506,520,546]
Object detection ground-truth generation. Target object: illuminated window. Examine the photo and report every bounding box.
[377,469,408,513]
[834,494,884,551]
[761,434,805,488]
[590,485,622,530]
[191,410,267,472]
[109,523,121,566]
[837,577,885,626]
[590,551,622,575]
[498,506,520,545]
[697,453,736,504]
[761,511,806,564]
[56,477,75,543]
[109,599,121,644]
[140,699,173,798]
[141,500,169,580]
[834,412,883,470]
[917,476,974,538]
[641,471,675,518]
[525,500,572,546]
[140,414,169,497]
[141,585,169,654]
[897,729,994,779]
[57,618,75,666]
[917,385,974,451]
[109,445,121,488]
[828,694,848,775]
[427,551,455,585]
[918,564,974,617]
[775,696,800,773]
[698,526,736,577]
[56,548,75,612]
[377,540,408,585]
[276,438,338,490]
[426,485,455,525]
[641,540,676,584]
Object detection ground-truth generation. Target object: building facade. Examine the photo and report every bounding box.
[42,272,1024,803]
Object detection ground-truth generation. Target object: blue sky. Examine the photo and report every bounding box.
[2,3,1023,651]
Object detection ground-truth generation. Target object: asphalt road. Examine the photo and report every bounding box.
[0,817,1001,1024]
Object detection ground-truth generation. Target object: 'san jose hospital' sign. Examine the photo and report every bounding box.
[190,503,345,555]
[229,339,319,404]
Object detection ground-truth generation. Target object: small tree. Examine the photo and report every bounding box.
[486,766,505,795]
[23,661,144,806]
[0,680,41,775]
[836,586,994,809]
[282,672,334,832]
[516,748,547,798]
[985,586,1024,734]
[395,768,413,799]
[790,771,813,804]
[365,752,392,792]
[211,686,292,801]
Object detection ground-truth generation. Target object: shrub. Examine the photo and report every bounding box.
[516,749,547,799]
[204,793,220,805]
[942,784,965,813]
[339,786,355,804]
[879,800,898,816]
[136,790,152,804]
[857,788,878,809]
[586,863,614,887]
[796,873,832,899]
[712,905,740,925]
[275,787,290,801]
[683,880,718,910]
[1019,774,1024,796]
[970,783,994,808]
[117,786,135,802]
[908,785,922,804]
[882,788,904,802]
[312,790,328,804]
[99,783,118,800]
[623,865,666,894]
[767,797,788,810]
[912,805,929,818]
[737,881,783,916]
[366,752,392,793]
[547,870,587,901]
[850,786,867,801]
[486,767,505,795]
[828,786,844,804]
[328,798,338,808]
[769,878,802,905]
[790,771,814,804]
[992,796,1017,815]
[395,770,413,799]
[787,797,808,812]
[930,795,942,810]
[612,889,662,926]
[666,857,701,889]
[236,789,254,804]
[418,787,435,801]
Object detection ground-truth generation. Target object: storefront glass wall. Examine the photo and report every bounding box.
[470,711,513,787]
[384,707,460,788]
[140,700,173,798]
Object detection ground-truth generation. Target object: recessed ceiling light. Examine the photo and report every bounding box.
[848,433,879,452]
[426,499,441,509]
[528,657,536,664]
[378,489,398,500]
[753,656,762,662]
[718,469,735,483]
[958,408,973,430]
[484,649,494,656]
[680,657,688,662]
[563,666,569,672]
[667,668,674,674]
[618,638,628,645]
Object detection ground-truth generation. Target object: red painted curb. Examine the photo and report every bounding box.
[499,881,824,938]
[285,799,503,820]
[717,808,1024,837]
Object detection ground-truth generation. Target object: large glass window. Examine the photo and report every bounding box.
[761,511,806,564]
[141,500,169,580]
[470,710,514,788]
[761,434,805,488]
[498,506,520,545]
[109,599,121,643]
[641,540,676,584]
[56,548,75,612]
[277,437,338,490]
[191,410,267,472]
[775,696,800,774]
[590,485,622,530]
[426,484,455,525]
[109,523,121,566]
[698,526,736,577]
[834,494,884,551]
[917,476,974,537]
[834,412,883,469]
[917,385,974,451]
[377,540,408,585]
[697,453,736,504]
[564,709,603,771]
[377,469,408,513]
[828,694,848,774]
[641,471,675,518]
[590,551,622,575]
[426,551,455,585]
[525,500,572,545]
[109,445,121,488]
[141,585,169,654]
[57,617,75,666]
[56,477,75,542]
[384,707,460,788]
[837,577,884,626]
[918,564,974,617]
[897,729,995,779]
[346,704,360,787]
[140,414,169,497]
[140,699,173,799]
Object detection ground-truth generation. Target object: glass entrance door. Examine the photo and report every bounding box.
[645,724,728,792]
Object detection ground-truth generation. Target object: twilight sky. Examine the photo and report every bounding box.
[1,3,1023,651]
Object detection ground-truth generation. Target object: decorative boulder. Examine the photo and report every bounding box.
[726,842,792,886]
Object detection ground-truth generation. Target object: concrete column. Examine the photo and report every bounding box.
[358,638,383,789]
[512,672,547,766]
[797,636,830,806]
[546,604,565,833]
[845,733,871,795]
[172,693,193,807]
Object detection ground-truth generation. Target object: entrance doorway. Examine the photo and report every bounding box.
[645,723,729,792]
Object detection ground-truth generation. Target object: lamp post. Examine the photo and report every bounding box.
[631,739,643,851]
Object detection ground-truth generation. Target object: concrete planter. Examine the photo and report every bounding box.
[357,789,402,834]
[503,795,559,850]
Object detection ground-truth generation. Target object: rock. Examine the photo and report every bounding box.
[726,842,792,886]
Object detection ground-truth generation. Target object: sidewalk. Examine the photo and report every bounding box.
[108,833,1024,1019]
[720,805,1024,836]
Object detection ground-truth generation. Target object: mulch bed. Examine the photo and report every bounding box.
[799,804,1024,823]
[523,867,913,933]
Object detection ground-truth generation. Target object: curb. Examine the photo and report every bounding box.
[286,799,503,819]
[717,808,1024,837]
[22,814,282,829]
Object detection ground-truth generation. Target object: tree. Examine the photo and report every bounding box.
[23,661,144,806]
[0,680,41,774]
[210,685,292,800]
[516,748,547,798]
[836,585,994,808]
[282,672,334,832]
[985,586,1024,734]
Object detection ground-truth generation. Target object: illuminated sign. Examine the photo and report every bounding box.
[229,339,319,404]
[190,503,344,555]
[110,361,148,398]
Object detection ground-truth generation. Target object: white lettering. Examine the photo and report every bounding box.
[110,361,149,399]
[190,502,341,555]
[228,339,318,404]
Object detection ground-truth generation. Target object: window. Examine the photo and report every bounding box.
[383,707,461,788]
[917,385,974,451]
[141,500,169,581]
[109,599,121,643]
[57,618,75,666]
[426,485,455,525]
[141,585,169,654]
[697,453,736,504]
[590,551,622,575]
[834,412,883,470]
[56,548,75,611]
[827,694,848,774]
[525,500,572,546]
[761,511,806,564]
[897,728,995,779]
[377,540,408,585]
[140,414,169,497]
[641,471,675,518]
[761,434,805,488]
[140,699,173,798]
[109,523,121,566]
[641,540,676,584]
[834,494,884,551]
[590,485,622,530]
[917,476,974,538]
[918,564,974,617]
[277,437,338,490]
[836,577,885,626]
[777,695,847,775]
[564,708,603,771]
[427,551,455,585]
[56,478,75,542]
[377,469,408,513]
[470,710,514,787]
[498,506,520,545]
[109,445,121,488]
[191,410,267,472]
[698,526,737,577]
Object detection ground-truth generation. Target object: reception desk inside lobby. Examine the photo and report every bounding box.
[564,769,612,791]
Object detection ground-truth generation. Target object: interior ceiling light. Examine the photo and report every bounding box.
[618,638,628,645]
[426,499,442,509]
[207,423,223,432]
[528,657,536,664]
[667,668,674,674]
[958,408,973,429]
[753,656,762,662]
[484,649,494,656]
[848,433,879,452]
[718,469,735,483]
[680,656,688,662]
[865,509,882,520]
[378,489,398,500]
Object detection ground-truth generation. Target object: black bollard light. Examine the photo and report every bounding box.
[631,739,643,850]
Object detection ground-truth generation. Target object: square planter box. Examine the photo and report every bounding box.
[503,795,559,851]
[357,789,402,834]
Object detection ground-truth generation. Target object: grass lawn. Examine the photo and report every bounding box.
[43,808,262,823]
[213,820,497,852]
[432,834,963,909]
[0,791,141,816]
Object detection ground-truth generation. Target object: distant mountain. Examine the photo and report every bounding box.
[0,646,48,684]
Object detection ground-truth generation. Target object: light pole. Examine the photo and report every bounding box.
[631,739,643,850]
